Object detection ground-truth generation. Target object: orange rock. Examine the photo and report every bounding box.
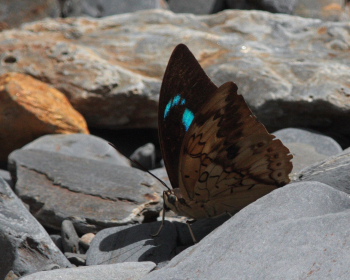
[0,72,89,162]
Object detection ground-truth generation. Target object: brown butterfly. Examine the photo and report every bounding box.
[156,44,292,237]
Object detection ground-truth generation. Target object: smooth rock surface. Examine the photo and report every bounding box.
[0,169,12,187]
[61,220,80,253]
[144,181,350,279]
[274,128,342,156]
[0,10,349,140]
[8,149,163,233]
[23,133,130,167]
[64,253,86,266]
[295,149,350,194]
[0,72,89,163]
[79,232,95,251]
[61,0,168,17]
[130,143,156,170]
[274,127,342,172]
[86,222,177,267]
[20,262,156,280]
[0,0,60,28]
[167,0,218,14]
[226,0,298,13]
[293,0,347,20]
[0,177,71,279]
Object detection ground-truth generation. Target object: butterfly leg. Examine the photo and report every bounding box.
[151,192,167,237]
[186,219,198,244]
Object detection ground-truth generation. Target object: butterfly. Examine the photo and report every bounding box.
[156,44,292,235]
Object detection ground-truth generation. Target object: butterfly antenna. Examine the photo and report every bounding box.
[108,142,171,191]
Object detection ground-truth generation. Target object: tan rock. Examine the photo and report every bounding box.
[0,10,349,136]
[0,72,89,162]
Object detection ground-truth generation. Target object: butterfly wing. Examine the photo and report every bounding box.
[178,82,293,218]
[159,44,217,190]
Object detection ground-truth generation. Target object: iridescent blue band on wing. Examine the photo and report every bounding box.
[182,108,194,131]
[164,94,194,130]
[164,94,186,118]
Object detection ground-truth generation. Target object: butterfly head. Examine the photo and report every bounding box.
[163,189,189,214]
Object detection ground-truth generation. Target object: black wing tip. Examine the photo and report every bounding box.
[174,43,190,51]
[170,43,193,59]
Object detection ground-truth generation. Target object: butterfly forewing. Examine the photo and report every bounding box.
[159,44,217,190]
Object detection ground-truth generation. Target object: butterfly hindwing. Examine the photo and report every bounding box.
[178,82,293,218]
[159,44,217,191]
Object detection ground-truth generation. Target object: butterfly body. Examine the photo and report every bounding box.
[159,44,292,221]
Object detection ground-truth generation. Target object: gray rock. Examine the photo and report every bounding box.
[50,235,63,252]
[64,252,86,266]
[226,0,298,13]
[273,128,343,172]
[8,149,163,233]
[293,0,347,21]
[274,128,342,156]
[284,142,329,173]
[61,220,80,253]
[225,0,347,20]
[176,214,231,246]
[0,177,71,279]
[144,181,350,279]
[130,143,156,170]
[167,0,218,14]
[0,10,349,141]
[62,0,168,17]
[0,169,13,188]
[20,262,156,280]
[22,134,130,167]
[149,167,170,188]
[262,0,299,13]
[295,149,350,194]
[0,0,60,28]
[86,222,177,267]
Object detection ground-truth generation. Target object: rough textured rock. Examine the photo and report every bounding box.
[22,133,130,167]
[20,262,156,280]
[0,73,89,163]
[0,176,71,279]
[0,0,60,29]
[295,149,350,194]
[8,149,163,233]
[0,10,349,141]
[86,222,177,267]
[144,181,350,279]
[274,128,342,172]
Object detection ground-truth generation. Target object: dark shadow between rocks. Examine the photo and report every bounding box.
[90,221,178,266]
[257,98,350,148]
